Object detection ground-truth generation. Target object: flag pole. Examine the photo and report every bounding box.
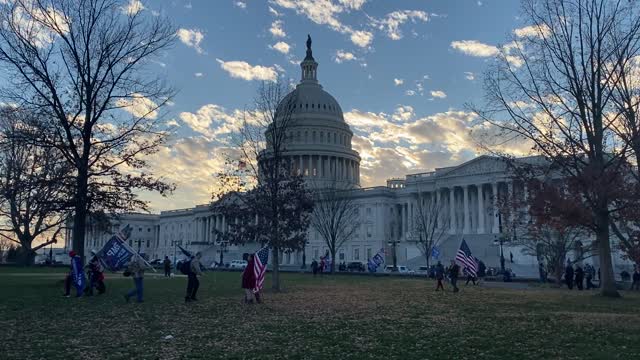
[119,237,157,272]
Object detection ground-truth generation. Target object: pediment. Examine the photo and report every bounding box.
[439,156,508,178]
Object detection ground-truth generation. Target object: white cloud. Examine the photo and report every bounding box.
[269,20,286,38]
[371,10,429,40]
[216,59,278,81]
[271,41,291,54]
[450,40,499,57]
[405,90,416,96]
[178,104,246,140]
[338,0,367,10]
[514,24,550,38]
[234,1,246,9]
[334,50,356,63]
[464,72,475,80]
[269,7,282,16]
[430,90,447,99]
[116,93,158,119]
[124,0,144,15]
[194,72,204,77]
[394,78,404,86]
[392,105,414,122]
[177,28,205,54]
[271,0,372,48]
[184,3,192,9]
[350,30,373,48]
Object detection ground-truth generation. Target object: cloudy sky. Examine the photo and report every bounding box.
[134,0,534,212]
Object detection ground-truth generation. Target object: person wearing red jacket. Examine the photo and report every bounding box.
[242,254,256,304]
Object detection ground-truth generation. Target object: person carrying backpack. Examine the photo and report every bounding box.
[185,252,203,303]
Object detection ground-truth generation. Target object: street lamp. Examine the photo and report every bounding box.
[219,241,228,267]
[301,241,309,269]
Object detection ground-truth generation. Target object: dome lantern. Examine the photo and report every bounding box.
[300,34,318,84]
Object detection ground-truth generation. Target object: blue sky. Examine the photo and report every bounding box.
[132,0,534,211]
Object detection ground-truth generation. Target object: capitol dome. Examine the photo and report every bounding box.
[269,35,361,188]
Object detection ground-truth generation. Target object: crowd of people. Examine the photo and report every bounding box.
[62,249,264,305]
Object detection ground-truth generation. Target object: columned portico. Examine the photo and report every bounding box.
[449,187,456,234]
[477,184,485,234]
[492,182,499,234]
[463,185,470,234]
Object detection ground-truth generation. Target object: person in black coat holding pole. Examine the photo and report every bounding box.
[565,262,574,290]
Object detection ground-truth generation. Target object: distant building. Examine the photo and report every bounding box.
[65,38,634,276]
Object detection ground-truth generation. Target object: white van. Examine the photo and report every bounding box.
[384,265,413,274]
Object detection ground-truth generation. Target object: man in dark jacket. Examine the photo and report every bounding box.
[539,262,547,284]
[449,260,460,293]
[565,262,574,290]
[311,259,318,277]
[163,256,171,277]
[185,252,203,303]
[631,266,640,291]
[435,261,445,291]
[585,264,595,290]
[574,265,584,290]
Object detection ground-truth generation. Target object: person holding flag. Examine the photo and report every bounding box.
[241,254,257,304]
[124,253,146,303]
[63,251,85,298]
[86,250,106,295]
[454,239,478,292]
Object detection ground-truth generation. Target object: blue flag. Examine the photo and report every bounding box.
[367,248,385,273]
[70,255,85,291]
[97,235,134,271]
[431,247,440,260]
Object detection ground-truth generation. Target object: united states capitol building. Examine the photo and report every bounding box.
[65,39,633,276]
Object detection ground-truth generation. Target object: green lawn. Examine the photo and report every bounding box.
[1,267,639,360]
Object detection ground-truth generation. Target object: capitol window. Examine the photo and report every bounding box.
[320,132,324,142]
[353,248,360,260]
[312,131,316,142]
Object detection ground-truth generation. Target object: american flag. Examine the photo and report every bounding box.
[456,239,478,277]
[253,245,269,293]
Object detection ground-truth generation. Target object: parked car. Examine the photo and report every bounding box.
[149,258,162,266]
[346,261,366,272]
[415,266,430,275]
[384,265,414,274]
[229,260,248,269]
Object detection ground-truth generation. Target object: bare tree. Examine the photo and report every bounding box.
[310,181,359,273]
[0,107,69,264]
[412,189,449,268]
[473,0,640,297]
[0,0,176,262]
[213,79,313,291]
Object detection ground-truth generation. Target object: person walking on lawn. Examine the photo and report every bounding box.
[435,261,445,291]
[124,254,145,303]
[163,256,171,277]
[63,251,85,298]
[242,254,257,304]
[448,260,460,293]
[185,252,203,302]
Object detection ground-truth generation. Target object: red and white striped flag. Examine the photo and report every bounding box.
[253,245,269,293]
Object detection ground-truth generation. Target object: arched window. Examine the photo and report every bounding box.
[304,131,308,142]
[312,131,316,142]
[320,132,324,143]
[334,133,337,144]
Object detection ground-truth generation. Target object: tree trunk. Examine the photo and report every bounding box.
[272,246,280,292]
[72,168,89,265]
[595,210,620,297]
[331,249,336,274]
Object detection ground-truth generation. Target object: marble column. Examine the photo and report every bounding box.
[436,189,442,229]
[492,182,500,234]
[449,187,456,234]
[523,182,530,222]
[299,156,303,176]
[463,185,470,234]
[477,184,485,234]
